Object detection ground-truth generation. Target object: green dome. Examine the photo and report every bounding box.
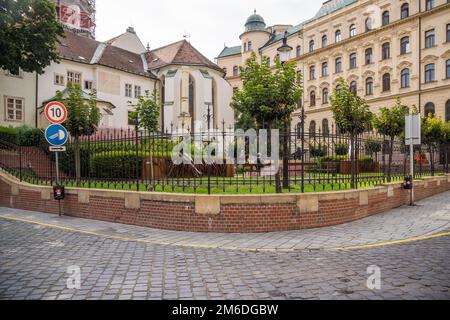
[245,12,266,32]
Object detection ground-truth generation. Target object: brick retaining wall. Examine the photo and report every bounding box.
[1,171,449,233]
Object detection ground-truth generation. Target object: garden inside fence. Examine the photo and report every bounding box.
[0,127,448,194]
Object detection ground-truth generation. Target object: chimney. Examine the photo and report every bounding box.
[126,26,136,34]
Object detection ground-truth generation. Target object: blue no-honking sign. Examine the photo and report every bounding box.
[45,124,69,146]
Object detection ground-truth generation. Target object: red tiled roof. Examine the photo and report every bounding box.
[146,40,224,73]
[57,30,157,79]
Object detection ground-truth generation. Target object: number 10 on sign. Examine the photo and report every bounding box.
[44,101,68,124]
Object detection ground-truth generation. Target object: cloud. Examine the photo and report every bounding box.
[95,0,319,60]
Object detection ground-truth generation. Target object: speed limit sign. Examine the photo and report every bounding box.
[44,101,68,124]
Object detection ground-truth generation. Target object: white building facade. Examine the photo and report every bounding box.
[1,27,234,133]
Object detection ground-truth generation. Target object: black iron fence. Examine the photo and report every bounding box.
[0,127,448,194]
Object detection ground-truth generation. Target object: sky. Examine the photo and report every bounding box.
[95,0,321,61]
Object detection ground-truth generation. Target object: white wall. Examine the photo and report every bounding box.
[37,59,156,129]
[0,70,37,128]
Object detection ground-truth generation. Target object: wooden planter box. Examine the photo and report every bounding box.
[339,160,379,174]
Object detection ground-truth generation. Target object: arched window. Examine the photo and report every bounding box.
[446,100,450,122]
[401,3,409,19]
[322,88,329,104]
[382,11,390,26]
[382,42,390,60]
[335,29,342,42]
[233,66,239,77]
[446,59,450,79]
[336,84,342,92]
[310,65,316,80]
[335,57,342,73]
[310,91,316,107]
[349,24,356,37]
[382,73,391,92]
[322,62,328,77]
[322,119,330,136]
[425,29,435,48]
[401,68,410,88]
[366,77,374,96]
[222,67,227,76]
[350,81,357,95]
[365,17,373,32]
[425,63,435,82]
[309,40,315,52]
[424,102,435,117]
[296,45,301,57]
[365,48,373,65]
[248,41,252,51]
[400,36,410,54]
[309,121,316,136]
[322,35,328,48]
[349,53,357,69]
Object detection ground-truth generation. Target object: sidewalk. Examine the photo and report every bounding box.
[1,191,450,252]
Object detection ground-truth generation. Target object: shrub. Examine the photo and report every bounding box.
[90,151,147,179]
[309,144,327,158]
[0,125,42,145]
[0,126,18,143]
[335,142,349,156]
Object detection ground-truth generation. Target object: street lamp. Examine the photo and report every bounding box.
[277,31,293,63]
[277,31,293,190]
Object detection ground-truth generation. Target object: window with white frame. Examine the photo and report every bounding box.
[134,85,142,98]
[54,74,65,86]
[125,83,132,97]
[5,97,24,122]
[67,71,81,84]
[84,80,93,90]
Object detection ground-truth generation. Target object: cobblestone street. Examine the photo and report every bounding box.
[1,192,450,300]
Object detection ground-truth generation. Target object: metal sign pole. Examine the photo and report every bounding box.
[55,151,62,216]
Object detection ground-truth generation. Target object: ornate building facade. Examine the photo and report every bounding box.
[216,0,450,134]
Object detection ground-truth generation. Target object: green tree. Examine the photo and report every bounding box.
[330,77,373,188]
[130,90,162,180]
[231,53,302,192]
[55,83,101,181]
[421,114,446,176]
[364,139,382,163]
[372,99,409,181]
[0,0,64,74]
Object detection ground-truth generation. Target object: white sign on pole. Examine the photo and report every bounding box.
[405,114,421,146]
[49,146,67,152]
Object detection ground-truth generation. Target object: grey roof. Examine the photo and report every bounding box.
[245,13,267,32]
[41,88,116,109]
[313,0,358,20]
[263,23,305,48]
[217,45,242,58]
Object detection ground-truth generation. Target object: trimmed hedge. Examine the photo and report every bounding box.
[0,125,41,146]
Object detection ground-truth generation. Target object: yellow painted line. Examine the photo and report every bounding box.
[334,231,450,251]
[0,215,449,253]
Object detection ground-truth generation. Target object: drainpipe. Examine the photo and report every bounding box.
[35,72,39,128]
